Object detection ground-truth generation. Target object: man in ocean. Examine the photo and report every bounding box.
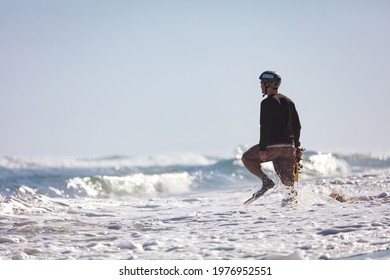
[242,70,302,202]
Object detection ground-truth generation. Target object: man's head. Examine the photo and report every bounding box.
[259,70,281,96]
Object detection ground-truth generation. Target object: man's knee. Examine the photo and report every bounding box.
[241,153,250,166]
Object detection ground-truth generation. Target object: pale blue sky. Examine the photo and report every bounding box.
[1,0,389,156]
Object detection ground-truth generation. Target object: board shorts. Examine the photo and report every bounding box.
[242,144,296,186]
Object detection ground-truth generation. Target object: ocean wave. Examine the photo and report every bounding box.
[1,150,390,200]
[0,153,215,170]
[335,152,390,172]
[66,172,194,198]
[302,151,350,178]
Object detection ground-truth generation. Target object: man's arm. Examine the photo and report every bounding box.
[292,103,301,148]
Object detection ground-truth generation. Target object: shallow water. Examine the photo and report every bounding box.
[1,152,390,259]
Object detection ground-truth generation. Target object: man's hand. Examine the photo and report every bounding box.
[295,147,304,162]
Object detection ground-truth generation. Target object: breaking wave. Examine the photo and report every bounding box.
[1,150,390,200]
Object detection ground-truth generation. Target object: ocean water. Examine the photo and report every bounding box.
[0,149,389,260]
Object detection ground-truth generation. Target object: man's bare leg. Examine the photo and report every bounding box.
[241,155,267,180]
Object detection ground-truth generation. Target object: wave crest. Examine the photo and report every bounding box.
[66,172,194,198]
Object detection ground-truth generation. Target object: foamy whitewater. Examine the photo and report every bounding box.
[1,148,390,260]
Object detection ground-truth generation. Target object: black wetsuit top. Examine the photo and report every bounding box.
[259,93,301,151]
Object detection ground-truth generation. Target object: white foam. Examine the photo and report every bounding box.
[303,152,350,178]
[0,153,215,170]
[1,152,389,260]
[66,172,194,198]
[1,174,389,260]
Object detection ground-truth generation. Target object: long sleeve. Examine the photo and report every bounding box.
[259,98,279,150]
[292,104,301,147]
